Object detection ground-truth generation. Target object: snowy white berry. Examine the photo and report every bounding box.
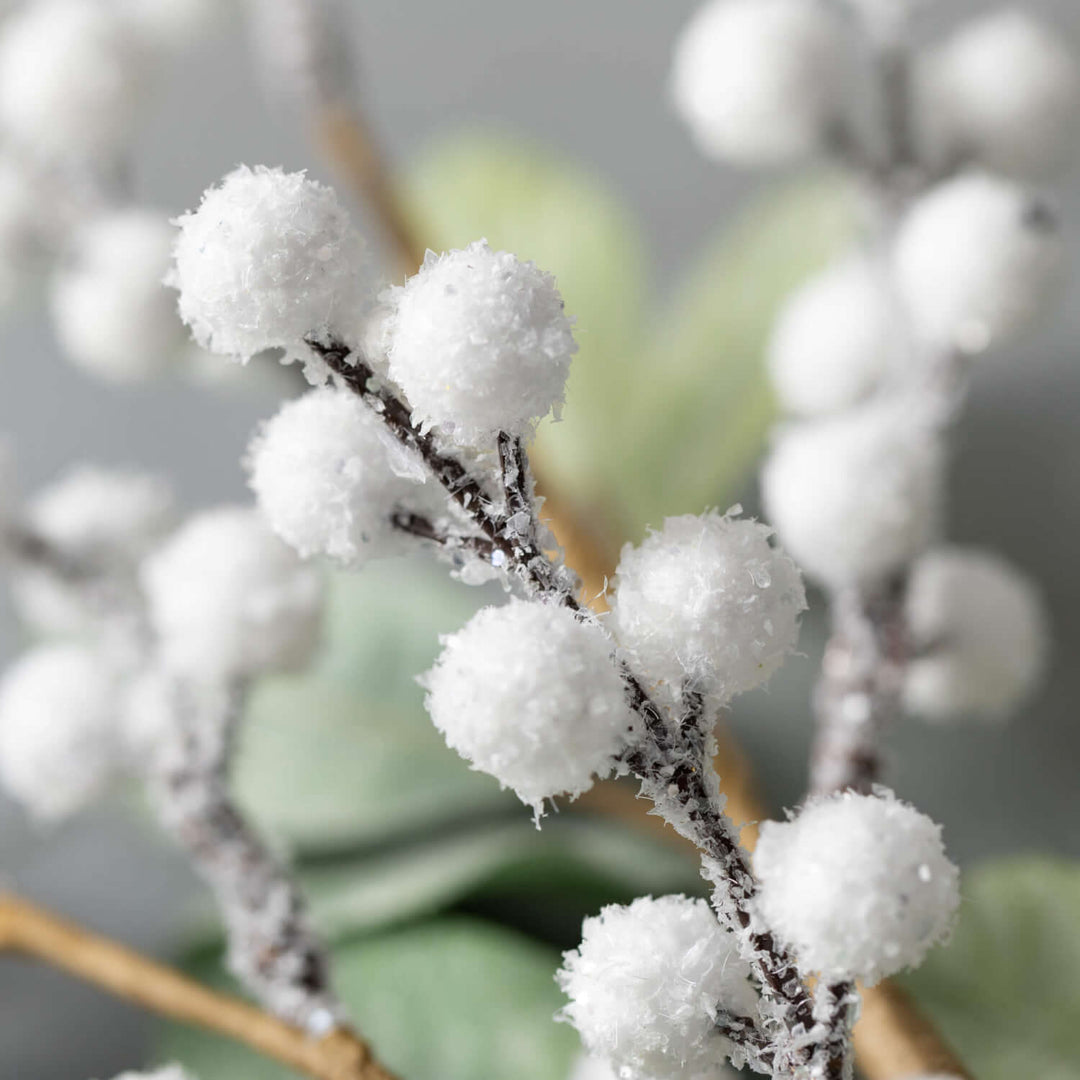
[0,644,122,821]
[172,166,366,373]
[920,10,1080,180]
[761,405,943,587]
[384,241,576,444]
[904,547,1048,722]
[610,510,805,705]
[769,254,900,416]
[424,599,636,813]
[754,790,959,985]
[141,506,324,678]
[893,173,1064,354]
[51,210,188,383]
[558,895,756,1080]
[670,0,849,165]
[247,387,440,565]
[10,465,175,636]
[0,0,146,163]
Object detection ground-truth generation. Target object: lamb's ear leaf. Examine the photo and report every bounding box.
[155,918,579,1080]
[301,814,703,944]
[615,172,854,532]
[234,558,512,853]
[902,855,1080,1080]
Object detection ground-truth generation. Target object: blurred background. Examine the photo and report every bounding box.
[0,1,1077,1077]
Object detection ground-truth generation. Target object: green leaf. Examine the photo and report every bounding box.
[903,856,1080,1080]
[234,558,513,852]
[405,131,853,539]
[617,173,854,530]
[302,814,703,943]
[405,129,650,508]
[156,919,579,1080]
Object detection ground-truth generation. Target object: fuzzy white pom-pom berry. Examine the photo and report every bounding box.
[384,241,576,444]
[11,466,175,635]
[172,166,366,372]
[52,210,188,383]
[762,405,943,587]
[893,174,1064,354]
[754,790,959,985]
[424,599,635,813]
[558,895,756,1080]
[610,510,805,705]
[141,506,324,678]
[0,644,122,821]
[670,0,848,165]
[921,10,1080,180]
[904,547,1048,722]
[247,387,440,565]
[769,255,899,416]
[0,0,146,163]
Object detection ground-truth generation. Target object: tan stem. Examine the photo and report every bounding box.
[314,102,427,278]
[0,893,399,1080]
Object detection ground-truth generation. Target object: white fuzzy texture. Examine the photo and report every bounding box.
[141,506,324,679]
[11,465,176,636]
[893,173,1064,354]
[247,387,438,565]
[610,510,805,705]
[52,210,187,382]
[755,791,959,985]
[769,254,899,416]
[670,0,848,165]
[424,599,635,813]
[904,547,1048,722]
[558,895,756,1080]
[0,644,121,821]
[172,166,366,371]
[384,241,576,443]
[761,405,943,587]
[0,0,146,162]
[921,10,1080,180]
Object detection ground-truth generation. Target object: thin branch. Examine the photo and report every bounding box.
[0,893,399,1080]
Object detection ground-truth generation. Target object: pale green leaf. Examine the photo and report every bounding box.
[903,856,1080,1080]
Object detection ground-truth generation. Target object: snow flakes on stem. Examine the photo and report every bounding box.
[382,241,576,445]
[753,789,959,986]
[423,598,637,815]
[609,510,806,707]
[171,166,367,376]
[904,546,1048,722]
[141,506,324,679]
[557,895,757,1080]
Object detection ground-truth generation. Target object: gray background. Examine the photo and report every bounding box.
[0,1,1078,1075]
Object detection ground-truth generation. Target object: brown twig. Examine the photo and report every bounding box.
[0,893,399,1080]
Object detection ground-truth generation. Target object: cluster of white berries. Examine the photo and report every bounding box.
[672,0,1080,179]
[752,790,959,985]
[104,1068,198,1080]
